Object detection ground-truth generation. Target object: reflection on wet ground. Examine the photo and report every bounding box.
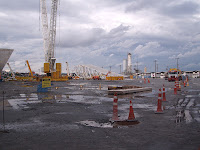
[4,82,200,126]
[175,97,200,124]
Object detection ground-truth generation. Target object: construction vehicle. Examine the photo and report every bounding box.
[15,60,39,81]
[26,60,34,77]
[40,0,68,81]
[92,75,101,80]
[168,68,182,82]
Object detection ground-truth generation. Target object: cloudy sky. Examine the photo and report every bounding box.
[1,0,200,74]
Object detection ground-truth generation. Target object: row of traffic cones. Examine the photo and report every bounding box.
[112,85,167,121]
[112,93,136,122]
[112,79,189,120]
[112,84,167,121]
[143,78,150,84]
[174,78,189,95]
[155,85,167,113]
[157,78,190,113]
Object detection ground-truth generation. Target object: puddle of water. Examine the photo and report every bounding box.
[181,98,189,107]
[8,99,41,110]
[66,95,102,104]
[194,118,200,122]
[20,94,26,98]
[20,93,38,98]
[9,93,111,110]
[119,104,156,111]
[188,89,200,92]
[65,91,84,95]
[186,95,200,98]
[177,99,184,106]
[186,99,195,109]
[63,87,76,90]
[69,83,88,86]
[55,112,73,115]
[78,120,113,128]
[0,122,79,131]
[184,110,193,124]
[139,90,155,97]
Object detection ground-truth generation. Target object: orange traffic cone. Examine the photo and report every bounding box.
[148,78,150,83]
[128,100,135,121]
[174,83,177,95]
[112,93,119,121]
[184,81,186,87]
[187,81,189,86]
[163,84,166,101]
[144,78,146,84]
[155,89,163,114]
[176,79,179,91]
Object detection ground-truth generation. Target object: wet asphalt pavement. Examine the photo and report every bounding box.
[0,78,200,150]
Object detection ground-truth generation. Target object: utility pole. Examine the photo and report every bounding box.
[136,57,139,71]
[109,66,111,72]
[176,58,179,76]
[154,60,157,78]
[120,65,121,74]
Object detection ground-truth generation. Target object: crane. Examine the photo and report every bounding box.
[7,63,15,78]
[40,0,58,73]
[26,60,34,77]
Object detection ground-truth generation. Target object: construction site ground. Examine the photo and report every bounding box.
[0,78,200,150]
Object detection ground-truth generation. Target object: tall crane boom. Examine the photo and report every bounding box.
[40,0,58,72]
[40,0,49,63]
[7,63,15,77]
[26,60,34,77]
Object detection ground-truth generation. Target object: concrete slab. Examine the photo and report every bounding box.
[108,87,152,95]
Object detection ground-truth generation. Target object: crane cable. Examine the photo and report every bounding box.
[39,0,40,31]
[55,0,61,58]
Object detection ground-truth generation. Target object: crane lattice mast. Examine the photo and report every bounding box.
[40,0,49,63]
[40,0,58,72]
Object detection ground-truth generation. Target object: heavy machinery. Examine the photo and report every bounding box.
[6,63,17,81]
[26,60,34,77]
[41,0,57,73]
[40,0,68,81]
[168,68,182,82]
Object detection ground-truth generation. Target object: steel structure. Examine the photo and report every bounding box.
[40,0,58,72]
[74,64,121,79]
[7,63,15,78]
[0,49,14,72]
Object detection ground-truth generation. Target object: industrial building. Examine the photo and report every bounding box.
[123,53,132,75]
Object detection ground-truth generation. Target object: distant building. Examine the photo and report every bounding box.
[127,53,132,74]
[192,71,199,78]
[123,59,127,73]
[123,53,132,75]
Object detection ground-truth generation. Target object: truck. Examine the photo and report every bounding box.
[168,68,182,82]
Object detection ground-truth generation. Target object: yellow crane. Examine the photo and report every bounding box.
[26,60,33,77]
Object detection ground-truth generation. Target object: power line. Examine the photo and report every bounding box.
[154,60,157,78]
[175,57,179,75]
